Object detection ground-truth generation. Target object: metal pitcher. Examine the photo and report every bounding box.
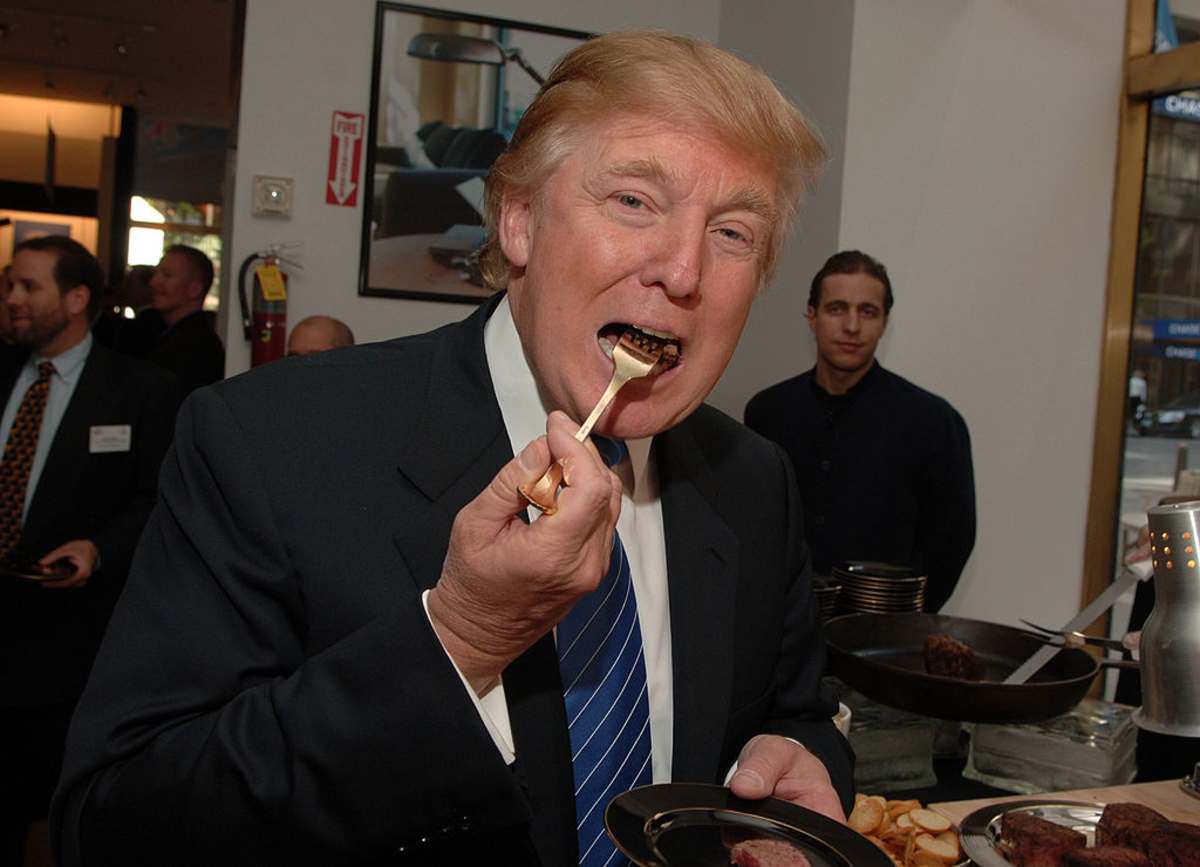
[1137,501,1200,737]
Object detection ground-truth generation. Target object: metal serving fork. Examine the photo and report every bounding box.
[518,330,670,516]
[1019,618,1134,653]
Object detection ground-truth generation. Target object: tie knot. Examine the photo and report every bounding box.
[591,435,627,469]
[36,361,55,381]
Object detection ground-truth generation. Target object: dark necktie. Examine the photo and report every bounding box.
[556,435,652,866]
[0,361,56,558]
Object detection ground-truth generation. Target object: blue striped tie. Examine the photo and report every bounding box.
[557,436,652,866]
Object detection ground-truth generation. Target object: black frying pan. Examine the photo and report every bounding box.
[824,613,1109,724]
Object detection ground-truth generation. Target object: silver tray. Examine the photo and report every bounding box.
[959,798,1104,867]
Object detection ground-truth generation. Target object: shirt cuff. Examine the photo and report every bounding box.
[421,589,516,764]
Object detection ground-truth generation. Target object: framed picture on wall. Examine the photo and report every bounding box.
[359,3,589,304]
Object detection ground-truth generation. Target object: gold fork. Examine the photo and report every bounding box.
[518,330,668,515]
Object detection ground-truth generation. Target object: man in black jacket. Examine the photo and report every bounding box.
[745,250,976,612]
[0,236,177,864]
[146,244,224,397]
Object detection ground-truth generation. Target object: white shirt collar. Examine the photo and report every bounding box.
[483,295,653,491]
[34,331,92,385]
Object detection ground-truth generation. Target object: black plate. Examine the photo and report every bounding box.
[605,783,890,866]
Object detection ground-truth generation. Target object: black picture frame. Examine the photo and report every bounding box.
[359,3,589,304]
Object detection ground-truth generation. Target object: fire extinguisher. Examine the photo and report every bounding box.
[237,245,301,367]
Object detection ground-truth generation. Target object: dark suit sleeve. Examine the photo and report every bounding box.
[914,406,976,613]
[742,390,773,439]
[87,368,179,580]
[760,443,855,813]
[52,388,531,866]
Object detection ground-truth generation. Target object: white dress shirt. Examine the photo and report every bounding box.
[425,298,675,783]
[0,332,92,520]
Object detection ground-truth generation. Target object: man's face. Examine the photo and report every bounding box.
[7,250,81,351]
[502,117,776,439]
[807,271,888,374]
[150,252,200,318]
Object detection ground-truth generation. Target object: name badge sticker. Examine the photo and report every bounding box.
[90,425,132,454]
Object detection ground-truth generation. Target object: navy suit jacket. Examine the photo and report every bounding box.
[52,299,851,866]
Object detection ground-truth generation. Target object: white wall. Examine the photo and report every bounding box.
[837,1,1125,624]
[226,0,721,375]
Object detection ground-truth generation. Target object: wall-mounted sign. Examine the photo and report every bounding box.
[326,111,364,207]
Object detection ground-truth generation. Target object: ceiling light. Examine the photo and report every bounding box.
[115,41,128,55]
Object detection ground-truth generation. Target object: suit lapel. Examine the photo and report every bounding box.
[657,420,740,784]
[389,298,577,866]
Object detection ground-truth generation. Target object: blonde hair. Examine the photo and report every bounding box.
[481,30,825,290]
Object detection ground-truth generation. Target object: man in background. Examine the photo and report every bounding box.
[287,314,355,357]
[0,236,177,865]
[745,250,975,612]
[146,244,224,396]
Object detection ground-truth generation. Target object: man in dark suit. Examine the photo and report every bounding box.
[53,32,853,867]
[145,244,224,397]
[0,237,177,864]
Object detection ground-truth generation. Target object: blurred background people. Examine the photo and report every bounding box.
[745,249,976,613]
[286,315,355,357]
[0,236,178,866]
[92,265,164,358]
[145,245,224,397]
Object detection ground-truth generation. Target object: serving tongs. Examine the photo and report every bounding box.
[1018,619,1140,669]
[518,329,672,516]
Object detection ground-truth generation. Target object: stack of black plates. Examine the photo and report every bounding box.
[812,575,841,622]
[832,561,926,614]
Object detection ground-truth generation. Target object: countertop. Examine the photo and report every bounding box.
[930,778,1200,826]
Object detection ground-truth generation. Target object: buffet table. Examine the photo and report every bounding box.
[930,778,1200,826]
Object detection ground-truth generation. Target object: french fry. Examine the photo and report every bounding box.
[935,830,960,862]
[848,796,885,835]
[852,793,962,866]
[886,798,922,817]
[915,833,959,864]
[911,808,952,835]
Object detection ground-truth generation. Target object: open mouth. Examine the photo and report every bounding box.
[597,323,682,370]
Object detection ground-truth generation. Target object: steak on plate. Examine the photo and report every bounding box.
[728,837,812,867]
[1144,820,1200,867]
[1062,846,1151,867]
[1095,802,1166,851]
[997,811,1086,867]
